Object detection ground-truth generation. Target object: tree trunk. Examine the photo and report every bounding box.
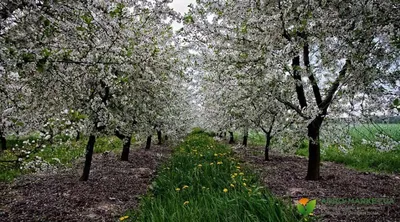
[228,131,234,144]
[157,130,162,145]
[145,135,152,150]
[76,131,81,141]
[305,118,322,180]
[164,135,168,141]
[242,129,248,147]
[223,131,226,139]
[264,133,272,161]
[1,133,6,151]
[121,136,131,161]
[292,56,308,109]
[79,135,96,181]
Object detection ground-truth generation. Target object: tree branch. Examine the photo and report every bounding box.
[275,96,311,120]
[303,42,322,106]
[320,59,351,111]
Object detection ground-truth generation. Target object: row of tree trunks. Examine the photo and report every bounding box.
[79,129,165,181]
[225,128,272,162]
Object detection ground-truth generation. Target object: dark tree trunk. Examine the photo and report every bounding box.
[79,135,96,181]
[223,131,226,139]
[164,135,168,141]
[145,135,152,150]
[264,133,272,161]
[1,133,6,151]
[228,131,235,144]
[242,129,248,147]
[121,136,131,161]
[292,56,307,109]
[242,135,248,147]
[157,130,162,145]
[305,117,323,180]
[76,131,81,141]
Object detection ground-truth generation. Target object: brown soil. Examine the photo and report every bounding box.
[0,144,171,222]
[236,147,400,222]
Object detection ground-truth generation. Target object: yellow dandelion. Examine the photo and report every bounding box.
[243,183,247,186]
[214,153,218,156]
[217,161,223,165]
[183,201,189,205]
[223,188,228,193]
[198,164,202,167]
[239,172,244,176]
[202,186,206,189]
[234,173,238,176]
[210,162,214,165]
[236,166,241,169]
[230,184,235,188]
[243,178,247,181]
[231,174,235,178]
[182,185,189,189]
[119,216,129,221]
[175,188,181,191]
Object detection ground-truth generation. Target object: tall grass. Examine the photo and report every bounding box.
[132,132,299,222]
[349,123,400,143]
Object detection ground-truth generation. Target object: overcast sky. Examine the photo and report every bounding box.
[169,0,196,30]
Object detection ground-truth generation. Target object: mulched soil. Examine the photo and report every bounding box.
[0,144,171,222]
[235,146,400,222]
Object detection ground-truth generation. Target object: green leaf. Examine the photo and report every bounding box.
[110,3,125,18]
[394,98,400,106]
[81,13,92,24]
[76,26,85,32]
[22,53,35,63]
[183,14,194,24]
[41,48,51,57]
[297,204,306,215]
[36,58,47,73]
[240,24,248,34]
[44,19,50,27]
[305,199,317,214]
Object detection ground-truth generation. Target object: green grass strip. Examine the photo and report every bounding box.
[296,144,400,174]
[130,132,299,222]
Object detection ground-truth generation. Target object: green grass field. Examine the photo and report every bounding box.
[295,124,400,174]
[130,131,299,222]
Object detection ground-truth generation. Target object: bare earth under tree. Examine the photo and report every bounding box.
[237,147,400,222]
[0,145,171,222]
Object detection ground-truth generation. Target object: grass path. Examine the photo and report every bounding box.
[131,132,299,222]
